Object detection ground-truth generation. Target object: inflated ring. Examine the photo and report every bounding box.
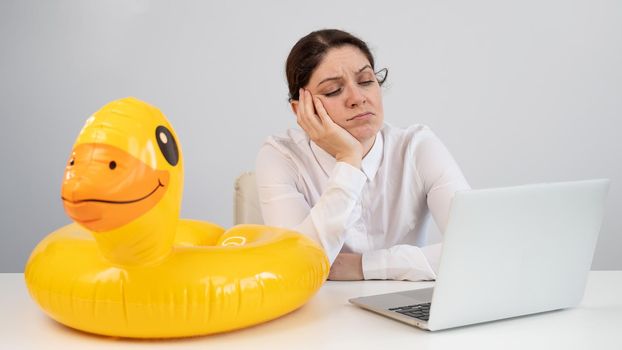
[25,97,329,338]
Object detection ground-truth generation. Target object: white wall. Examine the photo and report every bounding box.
[1,0,620,272]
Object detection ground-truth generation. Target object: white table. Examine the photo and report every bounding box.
[2,272,621,349]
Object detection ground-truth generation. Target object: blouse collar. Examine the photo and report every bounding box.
[310,129,384,182]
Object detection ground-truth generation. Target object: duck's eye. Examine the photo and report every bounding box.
[155,125,179,166]
[69,158,74,166]
[109,161,117,170]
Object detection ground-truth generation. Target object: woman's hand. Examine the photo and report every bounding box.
[328,253,364,280]
[296,89,364,169]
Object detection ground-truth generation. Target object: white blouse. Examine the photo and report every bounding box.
[255,123,470,281]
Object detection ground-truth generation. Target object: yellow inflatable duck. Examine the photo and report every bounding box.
[25,97,329,338]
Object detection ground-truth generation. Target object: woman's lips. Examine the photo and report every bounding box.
[347,112,373,121]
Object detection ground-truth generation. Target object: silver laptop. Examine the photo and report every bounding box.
[349,179,610,331]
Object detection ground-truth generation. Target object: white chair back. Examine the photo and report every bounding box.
[234,172,264,224]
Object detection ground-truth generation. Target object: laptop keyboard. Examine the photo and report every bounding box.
[389,302,431,321]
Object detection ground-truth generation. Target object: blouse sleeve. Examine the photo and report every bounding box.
[255,143,367,263]
[414,129,471,234]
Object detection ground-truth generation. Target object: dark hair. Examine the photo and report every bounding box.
[285,29,388,101]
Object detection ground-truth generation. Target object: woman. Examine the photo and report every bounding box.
[255,29,470,281]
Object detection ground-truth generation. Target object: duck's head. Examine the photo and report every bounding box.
[61,97,183,266]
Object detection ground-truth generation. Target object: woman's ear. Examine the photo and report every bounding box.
[290,101,299,115]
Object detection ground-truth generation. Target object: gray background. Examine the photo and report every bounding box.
[1,0,620,272]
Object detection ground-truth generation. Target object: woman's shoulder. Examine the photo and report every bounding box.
[261,128,309,152]
[382,123,438,145]
[257,128,313,167]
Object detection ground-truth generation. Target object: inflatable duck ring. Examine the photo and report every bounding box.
[25,97,329,338]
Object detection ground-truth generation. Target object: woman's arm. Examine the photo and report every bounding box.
[256,88,370,267]
[256,144,367,264]
[361,244,441,281]
[414,128,471,234]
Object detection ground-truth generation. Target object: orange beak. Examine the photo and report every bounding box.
[61,143,169,232]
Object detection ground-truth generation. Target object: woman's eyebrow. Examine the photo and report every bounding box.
[316,64,373,87]
[317,75,342,88]
[357,64,373,74]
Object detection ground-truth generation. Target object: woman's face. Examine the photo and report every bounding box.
[299,45,384,143]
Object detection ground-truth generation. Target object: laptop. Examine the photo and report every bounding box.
[349,179,610,331]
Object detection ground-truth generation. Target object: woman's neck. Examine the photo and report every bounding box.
[361,134,377,158]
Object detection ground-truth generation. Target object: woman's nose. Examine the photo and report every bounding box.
[345,83,366,108]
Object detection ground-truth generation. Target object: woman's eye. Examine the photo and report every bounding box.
[359,80,374,86]
[324,88,342,97]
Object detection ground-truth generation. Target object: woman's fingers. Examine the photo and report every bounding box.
[313,96,333,126]
[303,90,318,124]
[298,89,323,135]
[296,89,315,136]
[304,90,323,132]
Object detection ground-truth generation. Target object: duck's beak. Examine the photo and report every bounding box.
[61,143,169,232]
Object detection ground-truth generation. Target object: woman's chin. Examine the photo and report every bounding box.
[351,125,381,143]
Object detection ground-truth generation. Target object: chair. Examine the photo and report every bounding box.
[234,172,264,225]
